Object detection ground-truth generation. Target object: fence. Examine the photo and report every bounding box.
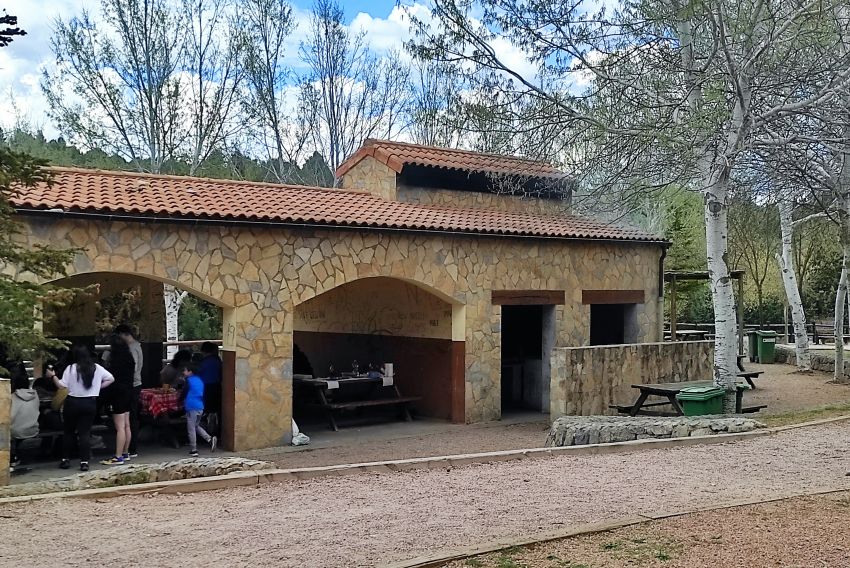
[549,341,714,419]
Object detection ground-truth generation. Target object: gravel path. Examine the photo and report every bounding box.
[3,422,850,568]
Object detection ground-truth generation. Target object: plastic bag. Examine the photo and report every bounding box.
[291,418,309,445]
[292,432,310,446]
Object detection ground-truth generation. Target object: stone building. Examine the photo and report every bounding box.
[8,140,666,451]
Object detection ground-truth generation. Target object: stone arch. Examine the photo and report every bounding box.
[292,275,466,423]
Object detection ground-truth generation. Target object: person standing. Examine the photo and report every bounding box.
[101,337,134,465]
[181,363,217,457]
[52,345,114,472]
[197,342,223,432]
[114,324,143,458]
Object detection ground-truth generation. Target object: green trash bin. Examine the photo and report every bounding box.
[747,331,759,362]
[756,330,778,364]
[676,386,725,416]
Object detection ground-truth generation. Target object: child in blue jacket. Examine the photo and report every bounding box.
[181,363,217,456]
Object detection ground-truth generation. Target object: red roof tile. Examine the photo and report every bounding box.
[12,167,662,243]
[336,139,566,179]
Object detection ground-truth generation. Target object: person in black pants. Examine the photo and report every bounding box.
[52,345,115,472]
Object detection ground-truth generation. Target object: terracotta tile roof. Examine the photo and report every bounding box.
[12,167,662,243]
[336,139,567,179]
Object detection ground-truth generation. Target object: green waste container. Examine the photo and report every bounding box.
[756,330,778,364]
[676,386,725,416]
[747,331,759,362]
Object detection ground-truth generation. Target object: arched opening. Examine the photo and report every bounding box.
[32,271,236,456]
[293,276,465,428]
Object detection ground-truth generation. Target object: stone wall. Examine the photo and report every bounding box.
[397,184,571,216]
[0,379,8,486]
[13,214,663,449]
[775,344,850,379]
[549,341,714,418]
[339,156,397,200]
[546,415,764,446]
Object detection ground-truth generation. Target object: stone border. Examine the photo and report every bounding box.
[2,414,849,505]
[380,486,850,568]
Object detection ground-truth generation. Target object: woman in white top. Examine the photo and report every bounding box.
[52,345,114,471]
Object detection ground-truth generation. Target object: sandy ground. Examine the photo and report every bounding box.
[258,363,850,470]
[450,492,850,568]
[744,362,850,414]
[4,421,850,568]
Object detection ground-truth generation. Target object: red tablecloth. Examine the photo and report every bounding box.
[140,388,182,418]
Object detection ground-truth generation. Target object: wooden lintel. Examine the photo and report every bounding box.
[582,289,646,305]
[491,290,566,305]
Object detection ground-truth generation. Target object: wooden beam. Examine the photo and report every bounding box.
[581,289,646,305]
[491,290,566,305]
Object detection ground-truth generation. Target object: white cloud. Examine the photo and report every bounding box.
[0,0,100,135]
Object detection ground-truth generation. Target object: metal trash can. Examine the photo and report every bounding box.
[756,330,778,364]
[676,386,725,416]
[747,331,759,362]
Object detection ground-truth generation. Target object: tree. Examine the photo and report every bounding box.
[408,61,463,147]
[728,195,779,325]
[180,0,246,175]
[43,0,187,173]
[0,11,26,48]
[0,149,79,373]
[409,0,850,407]
[241,0,314,184]
[300,0,410,177]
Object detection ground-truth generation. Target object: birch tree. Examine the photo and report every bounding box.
[180,0,246,175]
[409,0,850,407]
[777,198,812,371]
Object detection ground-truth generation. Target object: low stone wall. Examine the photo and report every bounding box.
[0,456,272,498]
[549,341,714,418]
[546,415,765,447]
[775,344,850,379]
[0,379,9,486]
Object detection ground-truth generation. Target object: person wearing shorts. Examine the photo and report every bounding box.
[101,337,135,465]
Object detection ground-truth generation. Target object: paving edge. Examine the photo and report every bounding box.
[3,414,850,505]
[379,486,850,568]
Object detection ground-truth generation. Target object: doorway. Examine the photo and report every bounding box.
[501,305,555,413]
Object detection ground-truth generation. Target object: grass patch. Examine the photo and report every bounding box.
[760,402,850,427]
[495,554,527,568]
[464,560,485,568]
[598,535,683,564]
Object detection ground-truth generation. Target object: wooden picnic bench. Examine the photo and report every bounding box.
[611,380,767,417]
[736,354,763,389]
[294,375,420,431]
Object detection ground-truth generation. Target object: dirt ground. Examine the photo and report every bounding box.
[450,492,850,568]
[258,362,849,470]
[4,421,850,568]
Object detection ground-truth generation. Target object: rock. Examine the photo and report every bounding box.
[0,457,273,499]
[546,416,765,447]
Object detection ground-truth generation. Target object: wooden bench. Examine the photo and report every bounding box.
[609,401,677,416]
[324,396,421,411]
[737,371,762,389]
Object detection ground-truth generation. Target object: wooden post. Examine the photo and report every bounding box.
[737,274,745,355]
[670,276,677,341]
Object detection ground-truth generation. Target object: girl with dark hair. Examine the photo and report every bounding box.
[101,338,135,465]
[52,345,114,471]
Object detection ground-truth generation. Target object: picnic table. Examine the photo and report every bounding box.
[736,354,763,389]
[612,380,766,417]
[294,374,420,431]
[141,388,182,418]
[140,387,183,448]
[674,330,709,341]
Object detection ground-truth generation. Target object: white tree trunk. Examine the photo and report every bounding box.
[834,245,849,382]
[164,284,188,360]
[704,183,738,412]
[777,201,811,371]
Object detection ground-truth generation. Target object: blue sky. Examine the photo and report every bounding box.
[0,0,418,136]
